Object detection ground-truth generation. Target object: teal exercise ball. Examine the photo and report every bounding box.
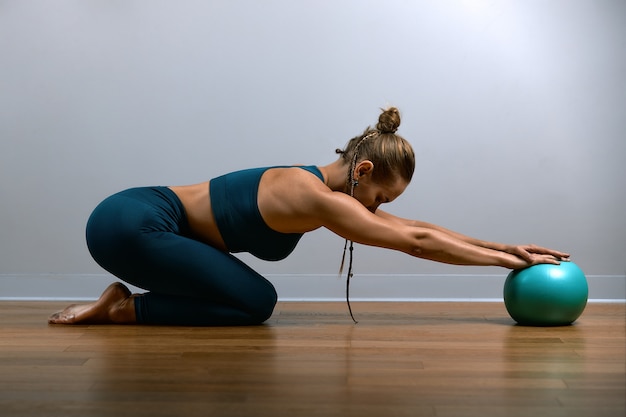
[503,262,588,326]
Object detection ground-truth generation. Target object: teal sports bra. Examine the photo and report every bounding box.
[209,165,324,261]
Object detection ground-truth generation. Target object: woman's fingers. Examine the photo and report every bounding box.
[522,244,570,260]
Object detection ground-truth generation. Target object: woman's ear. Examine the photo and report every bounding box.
[354,160,374,179]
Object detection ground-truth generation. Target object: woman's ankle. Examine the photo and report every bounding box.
[109,294,139,324]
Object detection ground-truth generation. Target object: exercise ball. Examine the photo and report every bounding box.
[503,262,588,326]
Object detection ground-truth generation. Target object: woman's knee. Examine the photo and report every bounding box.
[248,282,278,324]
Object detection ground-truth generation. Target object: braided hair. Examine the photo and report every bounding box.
[335,107,415,323]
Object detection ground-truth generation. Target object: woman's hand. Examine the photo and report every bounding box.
[504,244,570,269]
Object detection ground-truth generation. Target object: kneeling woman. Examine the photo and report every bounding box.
[49,107,569,326]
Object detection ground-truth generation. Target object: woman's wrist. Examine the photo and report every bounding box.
[497,251,525,269]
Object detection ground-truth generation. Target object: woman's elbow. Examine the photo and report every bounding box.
[405,228,439,258]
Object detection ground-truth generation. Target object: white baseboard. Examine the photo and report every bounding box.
[1,273,624,302]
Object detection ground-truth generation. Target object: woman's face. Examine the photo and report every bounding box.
[352,173,408,213]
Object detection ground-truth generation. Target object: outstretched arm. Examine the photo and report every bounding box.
[299,188,565,269]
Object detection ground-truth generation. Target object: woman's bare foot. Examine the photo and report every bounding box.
[48,282,138,325]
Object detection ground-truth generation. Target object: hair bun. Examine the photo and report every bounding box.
[376,107,401,134]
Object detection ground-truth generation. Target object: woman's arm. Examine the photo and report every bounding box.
[304,189,565,270]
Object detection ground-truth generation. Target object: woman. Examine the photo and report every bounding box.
[49,107,569,326]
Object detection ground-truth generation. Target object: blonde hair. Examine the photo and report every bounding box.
[335,107,415,185]
[336,107,415,323]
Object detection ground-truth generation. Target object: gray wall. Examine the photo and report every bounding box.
[1,0,625,301]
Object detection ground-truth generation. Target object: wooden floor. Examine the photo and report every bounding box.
[0,301,624,417]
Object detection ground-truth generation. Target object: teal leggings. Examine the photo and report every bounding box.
[85,187,277,326]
